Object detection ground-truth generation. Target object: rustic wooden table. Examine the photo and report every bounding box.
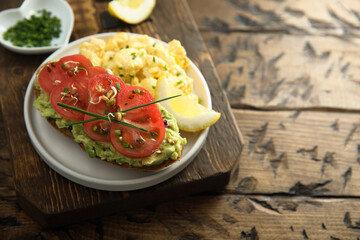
[1,0,360,239]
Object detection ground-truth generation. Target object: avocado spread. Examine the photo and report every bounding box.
[33,87,187,168]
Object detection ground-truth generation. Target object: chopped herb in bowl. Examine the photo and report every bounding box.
[3,9,61,48]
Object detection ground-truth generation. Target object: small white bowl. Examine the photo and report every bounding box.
[0,0,74,54]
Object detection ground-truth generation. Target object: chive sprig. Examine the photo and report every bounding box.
[58,94,181,132]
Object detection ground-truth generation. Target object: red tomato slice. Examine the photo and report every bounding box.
[109,86,165,158]
[38,54,92,93]
[70,66,107,92]
[84,74,125,141]
[50,78,88,121]
[88,74,126,104]
[84,102,117,142]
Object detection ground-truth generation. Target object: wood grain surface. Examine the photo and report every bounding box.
[2,0,360,239]
[1,0,242,228]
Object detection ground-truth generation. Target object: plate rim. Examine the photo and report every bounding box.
[23,32,211,191]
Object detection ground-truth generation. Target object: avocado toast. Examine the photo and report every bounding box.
[33,54,186,171]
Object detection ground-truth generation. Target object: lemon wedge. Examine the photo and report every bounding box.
[108,0,156,24]
[156,77,221,132]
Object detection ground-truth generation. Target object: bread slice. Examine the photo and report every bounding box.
[34,87,183,171]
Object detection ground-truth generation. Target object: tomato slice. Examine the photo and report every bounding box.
[72,66,107,91]
[109,86,165,158]
[84,74,126,141]
[50,78,88,121]
[88,74,126,103]
[84,102,117,142]
[38,54,92,93]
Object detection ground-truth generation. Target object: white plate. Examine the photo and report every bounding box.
[24,32,211,191]
[0,0,74,54]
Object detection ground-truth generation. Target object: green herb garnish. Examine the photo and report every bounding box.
[60,95,181,130]
[3,9,61,48]
[58,103,148,132]
[121,94,181,113]
[115,82,121,92]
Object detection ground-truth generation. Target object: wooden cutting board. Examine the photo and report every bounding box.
[4,0,243,227]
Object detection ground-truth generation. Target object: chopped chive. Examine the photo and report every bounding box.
[104,109,110,115]
[198,98,203,104]
[150,131,158,137]
[119,74,124,77]
[152,42,156,47]
[140,51,144,56]
[152,85,156,89]
[131,52,136,60]
[176,80,183,85]
[114,129,122,135]
[153,56,156,63]
[64,87,69,93]
[115,82,121,92]
[135,88,141,94]
[129,74,134,78]
[3,9,61,48]
[164,64,168,71]
[177,72,181,76]
[124,103,128,105]
[109,56,113,60]
[126,44,129,48]
[118,66,123,70]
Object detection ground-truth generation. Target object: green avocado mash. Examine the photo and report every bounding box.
[33,87,187,168]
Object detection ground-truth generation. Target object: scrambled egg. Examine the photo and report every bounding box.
[79,32,195,98]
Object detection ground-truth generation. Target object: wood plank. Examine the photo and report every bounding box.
[227,109,360,196]
[0,1,20,11]
[2,193,360,239]
[0,0,242,227]
[188,0,360,37]
[198,31,360,110]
